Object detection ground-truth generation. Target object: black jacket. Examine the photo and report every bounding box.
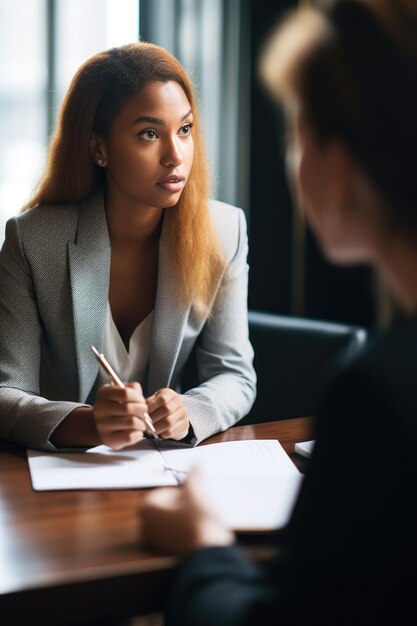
[165,316,417,625]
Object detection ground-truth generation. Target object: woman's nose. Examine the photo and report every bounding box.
[160,137,183,168]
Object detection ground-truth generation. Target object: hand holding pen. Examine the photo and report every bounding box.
[91,346,159,450]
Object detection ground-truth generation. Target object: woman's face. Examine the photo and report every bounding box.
[99,80,194,210]
[285,104,380,265]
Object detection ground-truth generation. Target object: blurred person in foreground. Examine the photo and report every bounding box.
[141,1,417,624]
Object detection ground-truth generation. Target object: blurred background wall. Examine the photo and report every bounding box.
[0,0,376,327]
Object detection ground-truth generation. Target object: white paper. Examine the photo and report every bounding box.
[27,439,303,531]
[294,439,315,459]
[201,473,303,531]
[27,439,179,490]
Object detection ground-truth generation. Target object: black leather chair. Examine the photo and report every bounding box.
[238,309,368,425]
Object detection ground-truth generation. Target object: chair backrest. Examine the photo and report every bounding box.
[239,309,367,425]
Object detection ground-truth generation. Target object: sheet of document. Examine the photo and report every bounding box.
[294,439,315,458]
[27,439,304,531]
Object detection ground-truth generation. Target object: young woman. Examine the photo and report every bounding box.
[0,42,256,451]
[141,1,417,624]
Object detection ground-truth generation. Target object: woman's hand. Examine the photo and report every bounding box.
[93,381,148,449]
[146,388,190,440]
[141,468,235,555]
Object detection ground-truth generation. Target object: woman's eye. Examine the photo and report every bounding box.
[140,129,158,141]
[179,123,193,136]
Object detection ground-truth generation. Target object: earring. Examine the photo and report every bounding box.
[97,158,104,166]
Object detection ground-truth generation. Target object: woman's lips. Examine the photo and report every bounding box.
[156,176,185,193]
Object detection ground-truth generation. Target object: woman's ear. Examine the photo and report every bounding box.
[89,135,107,167]
[325,140,356,210]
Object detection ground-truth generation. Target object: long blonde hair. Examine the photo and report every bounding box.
[260,0,417,233]
[23,42,225,314]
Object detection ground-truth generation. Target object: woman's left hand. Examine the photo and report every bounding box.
[146,388,190,440]
[141,468,235,555]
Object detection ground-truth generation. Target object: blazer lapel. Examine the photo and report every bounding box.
[147,213,191,394]
[68,192,111,402]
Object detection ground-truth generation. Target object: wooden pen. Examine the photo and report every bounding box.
[91,345,159,439]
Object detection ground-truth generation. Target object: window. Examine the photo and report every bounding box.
[0,0,139,244]
[0,0,47,241]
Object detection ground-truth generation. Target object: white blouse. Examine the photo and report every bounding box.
[98,302,154,387]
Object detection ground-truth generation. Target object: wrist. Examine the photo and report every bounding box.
[192,518,235,550]
[50,406,101,448]
[179,422,197,445]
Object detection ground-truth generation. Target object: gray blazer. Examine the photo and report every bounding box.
[0,191,256,450]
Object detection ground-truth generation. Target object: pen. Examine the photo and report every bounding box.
[91,345,159,440]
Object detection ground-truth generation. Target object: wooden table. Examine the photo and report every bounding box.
[0,417,313,625]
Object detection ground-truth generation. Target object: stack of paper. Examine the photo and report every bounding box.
[27,439,304,532]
